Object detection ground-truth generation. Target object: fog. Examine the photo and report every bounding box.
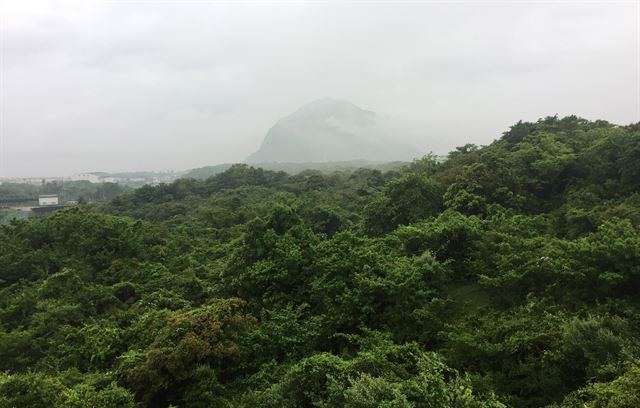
[1,1,638,177]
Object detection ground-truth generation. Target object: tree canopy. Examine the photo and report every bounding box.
[1,116,639,407]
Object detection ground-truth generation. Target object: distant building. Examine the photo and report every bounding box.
[39,194,59,206]
[69,173,101,183]
[0,177,61,186]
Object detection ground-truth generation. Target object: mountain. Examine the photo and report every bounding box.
[246,98,420,163]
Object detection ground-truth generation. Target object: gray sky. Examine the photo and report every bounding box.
[1,0,638,177]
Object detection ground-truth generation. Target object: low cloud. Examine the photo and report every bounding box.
[1,1,638,176]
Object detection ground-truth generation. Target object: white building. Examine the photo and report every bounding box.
[69,173,101,183]
[39,194,59,206]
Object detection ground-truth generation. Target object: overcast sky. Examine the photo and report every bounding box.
[1,1,638,177]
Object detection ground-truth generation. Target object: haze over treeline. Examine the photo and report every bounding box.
[1,1,638,176]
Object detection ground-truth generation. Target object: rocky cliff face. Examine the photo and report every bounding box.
[246,99,419,163]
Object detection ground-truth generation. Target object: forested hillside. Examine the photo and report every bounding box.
[1,116,639,407]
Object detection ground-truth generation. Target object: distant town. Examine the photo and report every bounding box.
[0,170,182,187]
[0,171,183,224]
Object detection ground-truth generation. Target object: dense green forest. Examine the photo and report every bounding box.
[1,116,639,407]
[184,160,406,180]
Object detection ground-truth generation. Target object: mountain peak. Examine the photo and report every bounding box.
[246,99,419,163]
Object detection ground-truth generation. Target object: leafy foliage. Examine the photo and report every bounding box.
[1,116,639,407]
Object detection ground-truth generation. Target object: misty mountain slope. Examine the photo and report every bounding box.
[246,98,420,163]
